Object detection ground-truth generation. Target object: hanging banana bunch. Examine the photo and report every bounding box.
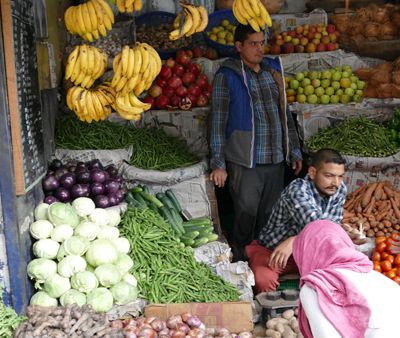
[111,43,162,120]
[64,0,115,41]
[232,0,272,32]
[169,2,209,41]
[65,45,108,88]
[115,0,142,13]
[66,83,116,123]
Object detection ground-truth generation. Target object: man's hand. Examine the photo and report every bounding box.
[292,160,303,176]
[268,236,295,269]
[210,168,228,188]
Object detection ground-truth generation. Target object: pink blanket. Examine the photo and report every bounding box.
[293,220,373,338]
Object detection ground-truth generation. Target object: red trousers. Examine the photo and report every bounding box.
[246,240,299,293]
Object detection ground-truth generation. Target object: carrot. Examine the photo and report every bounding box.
[373,182,384,200]
[363,196,376,215]
[383,185,395,199]
[376,209,389,222]
[343,210,355,218]
[381,191,388,200]
[361,183,378,208]
[390,197,400,219]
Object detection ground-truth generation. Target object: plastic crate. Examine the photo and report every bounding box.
[277,279,300,291]
[204,9,238,57]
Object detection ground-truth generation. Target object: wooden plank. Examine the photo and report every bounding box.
[1,0,25,195]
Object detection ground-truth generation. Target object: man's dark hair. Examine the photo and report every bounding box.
[234,23,267,43]
[309,148,346,168]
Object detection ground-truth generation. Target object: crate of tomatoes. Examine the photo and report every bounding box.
[371,233,400,285]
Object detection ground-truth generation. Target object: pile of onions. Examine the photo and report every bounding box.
[42,159,126,208]
[112,313,252,338]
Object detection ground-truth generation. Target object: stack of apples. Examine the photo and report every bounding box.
[285,65,366,104]
[143,50,212,110]
[265,23,340,55]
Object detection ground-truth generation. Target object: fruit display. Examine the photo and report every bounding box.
[65,45,108,88]
[354,57,400,98]
[266,24,340,55]
[169,3,209,40]
[207,18,237,46]
[232,0,272,32]
[64,0,115,41]
[285,65,365,104]
[66,83,115,122]
[115,0,142,13]
[190,45,219,60]
[143,50,212,110]
[371,235,400,285]
[110,43,162,120]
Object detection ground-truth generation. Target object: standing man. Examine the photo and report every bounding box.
[247,148,348,292]
[209,24,303,261]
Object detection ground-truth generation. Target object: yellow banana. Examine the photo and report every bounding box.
[115,76,128,93]
[241,0,256,18]
[248,17,260,32]
[236,0,251,20]
[76,5,88,36]
[125,73,139,93]
[138,44,149,73]
[81,74,93,88]
[183,5,200,37]
[81,3,93,33]
[111,62,123,89]
[133,0,142,11]
[64,7,75,34]
[195,6,209,33]
[128,92,151,111]
[65,46,79,80]
[66,86,75,110]
[125,0,135,11]
[97,87,115,105]
[173,12,182,29]
[116,0,126,13]
[258,1,272,27]
[249,0,260,16]
[86,1,98,31]
[113,54,122,73]
[94,0,114,24]
[133,80,146,96]
[91,0,112,32]
[132,48,142,76]
[126,48,135,79]
[121,46,130,76]
[83,90,97,120]
[70,53,82,83]
[232,0,247,25]
[255,14,265,29]
[80,45,90,75]
[90,91,106,118]
[142,43,161,75]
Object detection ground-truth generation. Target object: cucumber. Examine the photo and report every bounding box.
[169,208,185,234]
[133,192,147,206]
[159,206,183,235]
[181,237,195,246]
[197,228,213,237]
[139,191,163,208]
[157,193,175,210]
[206,233,219,242]
[180,230,200,240]
[193,237,209,247]
[182,217,212,227]
[140,185,150,194]
[127,193,147,208]
[130,186,143,193]
[183,224,213,232]
[165,189,182,213]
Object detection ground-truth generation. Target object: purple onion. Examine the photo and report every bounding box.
[54,167,69,180]
[76,161,87,169]
[90,182,105,196]
[90,169,107,183]
[71,184,90,198]
[114,176,124,184]
[114,189,125,203]
[107,193,118,206]
[68,165,77,172]
[54,187,71,202]
[88,159,103,170]
[49,159,63,171]
[94,195,109,208]
[44,195,58,204]
[42,175,59,191]
[76,170,91,183]
[60,172,76,188]
[104,179,120,194]
[105,165,118,178]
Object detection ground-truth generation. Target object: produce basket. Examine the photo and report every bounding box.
[135,11,192,59]
[204,9,238,57]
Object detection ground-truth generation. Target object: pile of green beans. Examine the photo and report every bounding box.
[55,114,199,170]
[306,116,397,157]
[0,289,26,338]
[120,208,240,304]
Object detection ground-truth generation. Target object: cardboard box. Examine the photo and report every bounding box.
[271,9,328,34]
[145,301,253,333]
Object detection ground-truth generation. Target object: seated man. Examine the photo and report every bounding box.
[246,148,347,292]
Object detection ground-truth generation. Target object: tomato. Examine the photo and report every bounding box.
[392,276,400,285]
[381,260,392,272]
[397,268,400,276]
[371,251,381,262]
[376,242,387,253]
[390,233,400,241]
[385,270,397,279]
[381,252,390,260]
[373,262,382,272]
[376,236,387,245]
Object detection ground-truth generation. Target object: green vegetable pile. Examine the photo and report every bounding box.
[306,116,397,157]
[120,208,240,303]
[55,114,199,171]
[0,288,26,338]
[387,107,400,148]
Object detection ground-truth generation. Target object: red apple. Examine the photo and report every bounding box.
[306,43,316,53]
[156,77,167,88]
[270,44,281,55]
[148,84,162,98]
[196,93,209,107]
[182,72,196,85]
[166,58,175,68]
[162,85,175,98]
[155,95,169,109]
[281,43,294,54]
[295,45,305,53]
[326,42,337,51]
[300,37,309,46]
[321,36,330,45]
[317,43,326,52]
[176,50,191,65]
[186,62,200,76]
[328,33,337,43]
[295,25,304,34]
[288,30,296,38]
[326,24,336,34]
[172,64,185,77]
[203,90,211,99]
[175,85,188,97]
[160,65,172,80]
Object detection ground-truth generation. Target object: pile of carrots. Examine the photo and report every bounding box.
[343,181,400,238]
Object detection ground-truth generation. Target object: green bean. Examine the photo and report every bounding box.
[0,289,26,338]
[119,207,240,303]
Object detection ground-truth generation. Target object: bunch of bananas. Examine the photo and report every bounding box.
[115,0,142,13]
[66,83,116,123]
[232,0,272,32]
[169,3,208,41]
[111,42,161,120]
[64,0,115,41]
[65,44,108,88]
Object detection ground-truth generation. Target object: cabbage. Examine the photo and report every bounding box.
[59,289,86,307]
[111,237,130,254]
[72,197,96,217]
[57,255,87,278]
[51,224,74,242]
[85,239,119,267]
[94,264,121,287]
[34,203,50,221]
[106,208,121,227]
[29,220,54,239]
[71,271,99,293]
[114,253,133,275]
[122,273,137,287]
[30,291,58,307]
[43,273,71,298]
[63,236,90,256]
[110,281,138,305]
[48,202,80,227]
[89,208,109,226]
[97,226,120,239]
[74,221,100,241]
[27,258,57,285]
[86,264,95,273]
[86,287,114,313]
[56,244,67,262]
[33,239,60,259]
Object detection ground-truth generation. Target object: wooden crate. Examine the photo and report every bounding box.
[340,38,400,61]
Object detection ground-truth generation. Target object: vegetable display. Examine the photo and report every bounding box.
[306,116,397,157]
[119,207,240,303]
[343,181,400,237]
[0,288,26,338]
[28,199,138,312]
[265,309,302,338]
[387,107,400,147]
[55,116,200,171]
[42,159,125,208]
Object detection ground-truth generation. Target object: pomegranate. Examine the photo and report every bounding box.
[179,96,192,110]
[148,84,162,98]
[169,94,181,107]
[166,58,175,68]
[204,47,218,60]
[143,95,155,108]
[167,76,183,89]
[175,85,188,97]
[182,72,196,85]
[196,93,209,107]
[188,84,202,97]
[176,50,192,65]
[187,93,197,106]
[195,75,208,89]
[192,46,204,58]
[162,86,175,98]
[186,63,200,76]
[172,64,185,77]
[156,95,170,109]
[160,65,172,80]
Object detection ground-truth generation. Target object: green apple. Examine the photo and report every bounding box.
[325,87,335,96]
[342,65,352,73]
[336,89,344,96]
[321,70,332,79]
[311,79,321,88]
[355,89,363,96]
[341,71,350,78]
[297,87,304,94]
[331,81,340,90]
[301,78,311,87]
[353,94,362,102]
[315,87,325,96]
[340,94,351,103]
[350,75,358,83]
[296,94,307,103]
[344,87,354,96]
[321,79,331,88]
[332,71,342,81]
[308,71,320,80]
[350,83,358,90]
[304,85,315,95]
[357,80,366,89]
[307,94,318,104]
[320,94,330,104]
[295,72,305,81]
[290,79,300,90]
[330,94,339,104]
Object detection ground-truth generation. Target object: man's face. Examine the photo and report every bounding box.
[235,31,265,67]
[308,162,345,197]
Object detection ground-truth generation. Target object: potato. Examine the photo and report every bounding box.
[294,308,298,316]
[266,319,278,330]
[265,330,281,338]
[282,309,294,320]
[275,323,285,334]
[282,326,295,336]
